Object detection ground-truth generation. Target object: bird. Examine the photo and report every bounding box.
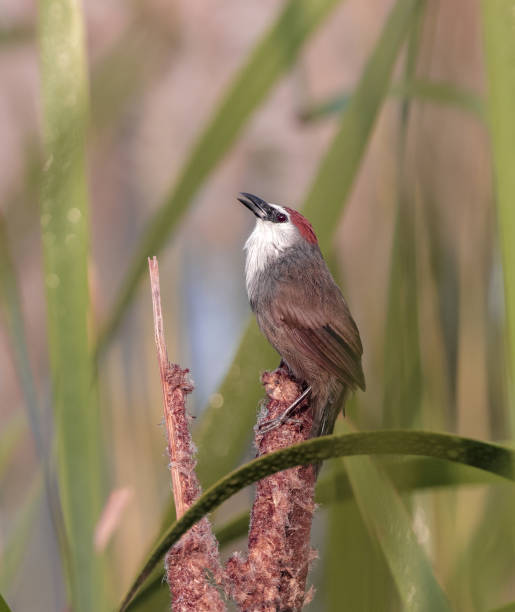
[237,192,365,438]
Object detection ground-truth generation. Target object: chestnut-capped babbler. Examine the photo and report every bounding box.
[238,192,365,437]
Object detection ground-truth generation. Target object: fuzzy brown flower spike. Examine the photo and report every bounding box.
[225,366,317,611]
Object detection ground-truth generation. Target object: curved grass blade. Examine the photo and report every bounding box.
[129,454,501,610]
[341,425,451,611]
[481,0,515,435]
[119,430,515,610]
[96,0,344,355]
[39,0,104,608]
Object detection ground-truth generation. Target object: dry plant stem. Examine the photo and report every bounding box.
[148,257,224,611]
[225,367,317,611]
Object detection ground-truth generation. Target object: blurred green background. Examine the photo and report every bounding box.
[1,0,515,610]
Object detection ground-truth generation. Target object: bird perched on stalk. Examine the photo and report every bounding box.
[238,193,365,437]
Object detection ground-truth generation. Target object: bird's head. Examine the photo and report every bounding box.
[237,192,318,250]
[238,193,319,294]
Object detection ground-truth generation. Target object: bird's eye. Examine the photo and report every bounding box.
[276,213,287,223]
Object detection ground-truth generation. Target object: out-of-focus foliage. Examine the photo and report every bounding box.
[1,0,515,610]
[38,0,105,609]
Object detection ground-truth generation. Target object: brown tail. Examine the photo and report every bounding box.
[311,386,348,476]
[311,385,348,438]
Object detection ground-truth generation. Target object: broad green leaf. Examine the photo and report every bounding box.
[341,424,451,611]
[481,1,515,434]
[119,430,515,610]
[96,0,345,355]
[39,0,104,608]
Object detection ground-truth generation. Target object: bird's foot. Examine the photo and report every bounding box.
[258,415,302,434]
[258,386,312,434]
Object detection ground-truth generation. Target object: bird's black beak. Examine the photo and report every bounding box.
[237,192,273,220]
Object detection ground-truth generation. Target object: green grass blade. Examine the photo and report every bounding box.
[119,430,515,609]
[96,0,344,355]
[302,0,425,241]
[38,0,104,608]
[341,425,451,611]
[481,0,515,435]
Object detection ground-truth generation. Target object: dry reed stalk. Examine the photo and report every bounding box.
[148,257,225,611]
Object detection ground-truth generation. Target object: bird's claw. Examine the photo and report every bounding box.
[257,417,282,434]
[258,386,312,434]
[258,416,302,434]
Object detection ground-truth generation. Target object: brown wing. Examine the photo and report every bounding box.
[271,277,365,391]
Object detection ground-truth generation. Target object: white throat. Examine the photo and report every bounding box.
[244,211,298,298]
